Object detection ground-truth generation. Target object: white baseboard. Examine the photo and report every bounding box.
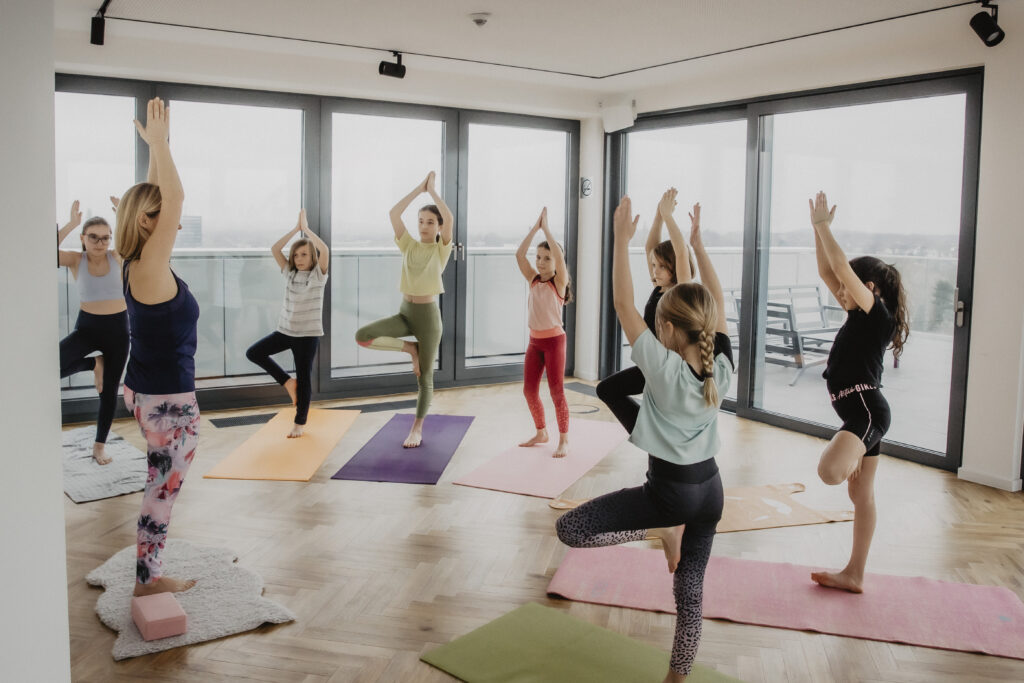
[957,467,1023,492]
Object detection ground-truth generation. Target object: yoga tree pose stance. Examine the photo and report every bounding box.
[516,207,572,457]
[245,209,329,438]
[596,188,696,431]
[56,200,129,465]
[808,191,908,594]
[115,97,199,596]
[355,171,454,448]
[556,197,733,683]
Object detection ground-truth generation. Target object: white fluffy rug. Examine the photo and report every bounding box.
[63,426,146,503]
[87,540,295,660]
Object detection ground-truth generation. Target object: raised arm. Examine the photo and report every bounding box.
[134,98,184,268]
[810,191,874,312]
[299,209,330,274]
[56,200,83,269]
[271,216,302,271]
[809,193,842,302]
[644,204,664,282]
[516,212,542,282]
[389,179,423,240]
[612,196,647,345]
[689,204,728,335]
[537,207,568,297]
[659,189,693,284]
[424,171,454,245]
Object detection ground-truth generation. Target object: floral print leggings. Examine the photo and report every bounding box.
[124,388,200,584]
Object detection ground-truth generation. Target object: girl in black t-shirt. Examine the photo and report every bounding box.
[808,191,909,594]
[596,188,697,431]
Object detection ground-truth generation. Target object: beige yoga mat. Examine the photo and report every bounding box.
[551,482,853,533]
[205,408,359,481]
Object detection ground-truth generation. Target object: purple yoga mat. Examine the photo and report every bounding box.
[331,414,474,485]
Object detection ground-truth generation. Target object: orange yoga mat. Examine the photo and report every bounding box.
[204,408,359,481]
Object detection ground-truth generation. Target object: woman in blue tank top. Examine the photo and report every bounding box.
[56,200,129,465]
[114,97,200,597]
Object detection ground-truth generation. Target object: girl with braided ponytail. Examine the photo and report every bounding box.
[556,196,733,683]
[808,191,909,595]
[596,187,696,432]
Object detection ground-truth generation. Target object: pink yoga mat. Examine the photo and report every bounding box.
[453,420,628,498]
[548,546,1024,660]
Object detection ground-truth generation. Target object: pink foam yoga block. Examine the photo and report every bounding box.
[131,592,188,641]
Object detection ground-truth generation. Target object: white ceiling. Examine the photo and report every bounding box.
[65,0,971,79]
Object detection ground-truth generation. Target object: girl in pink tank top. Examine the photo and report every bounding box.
[515,208,572,457]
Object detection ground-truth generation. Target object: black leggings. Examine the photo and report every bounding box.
[556,457,723,676]
[246,332,319,425]
[596,365,645,432]
[59,310,129,444]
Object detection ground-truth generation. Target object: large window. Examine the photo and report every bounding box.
[54,91,136,393]
[603,71,981,470]
[622,118,747,399]
[756,94,967,454]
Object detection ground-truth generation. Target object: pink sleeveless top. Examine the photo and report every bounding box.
[528,275,565,338]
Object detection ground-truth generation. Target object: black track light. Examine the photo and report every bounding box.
[970,1,1005,47]
[378,51,406,79]
[90,1,112,46]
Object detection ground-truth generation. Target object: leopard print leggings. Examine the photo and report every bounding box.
[555,464,723,675]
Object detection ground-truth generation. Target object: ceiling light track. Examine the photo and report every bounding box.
[95,2,983,80]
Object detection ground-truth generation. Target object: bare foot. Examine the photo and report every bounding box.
[283,378,298,405]
[519,429,549,447]
[553,434,569,459]
[811,569,863,594]
[650,525,685,572]
[287,424,304,439]
[92,442,111,466]
[403,340,421,378]
[403,426,423,448]
[93,355,104,393]
[133,576,197,596]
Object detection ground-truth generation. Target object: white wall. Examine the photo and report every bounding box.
[620,7,1024,491]
[0,2,72,681]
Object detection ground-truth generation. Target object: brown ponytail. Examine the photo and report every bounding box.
[850,256,910,361]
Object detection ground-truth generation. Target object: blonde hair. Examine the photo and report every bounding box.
[114,182,162,263]
[652,240,697,285]
[656,282,720,407]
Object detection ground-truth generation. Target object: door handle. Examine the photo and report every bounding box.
[954,287,965,328]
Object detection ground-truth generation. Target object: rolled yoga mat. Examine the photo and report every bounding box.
[420,602,739,683]
[453,419,628,498]
[547,546,1024,660]
[550,482,854,532]
[204,408,359,482]
[331,413,473,485]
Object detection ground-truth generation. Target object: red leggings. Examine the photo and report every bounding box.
[523,333,569,434]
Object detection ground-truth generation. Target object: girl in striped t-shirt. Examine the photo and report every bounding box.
[246,209,329,438]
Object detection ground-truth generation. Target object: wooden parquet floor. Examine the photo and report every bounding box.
[64,381,1024,682]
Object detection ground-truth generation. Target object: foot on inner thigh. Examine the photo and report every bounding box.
[650,525,685,573]
[811,569,864,594]
[287,423,304,439]
[403,340,421,378]
[662,668,688,683]
[403,421,424,448]
[552,433,569,458]
[133,576,197,596]
[93,355,104,393]
[92,442,111,465]
[283,378,298,405]
[519,428,549,447]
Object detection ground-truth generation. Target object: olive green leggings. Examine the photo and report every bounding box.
[355,300,441,419]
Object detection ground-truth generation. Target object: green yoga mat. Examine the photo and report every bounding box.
[421,602,739,683]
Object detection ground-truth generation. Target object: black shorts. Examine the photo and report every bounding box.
[830,385,891,456]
